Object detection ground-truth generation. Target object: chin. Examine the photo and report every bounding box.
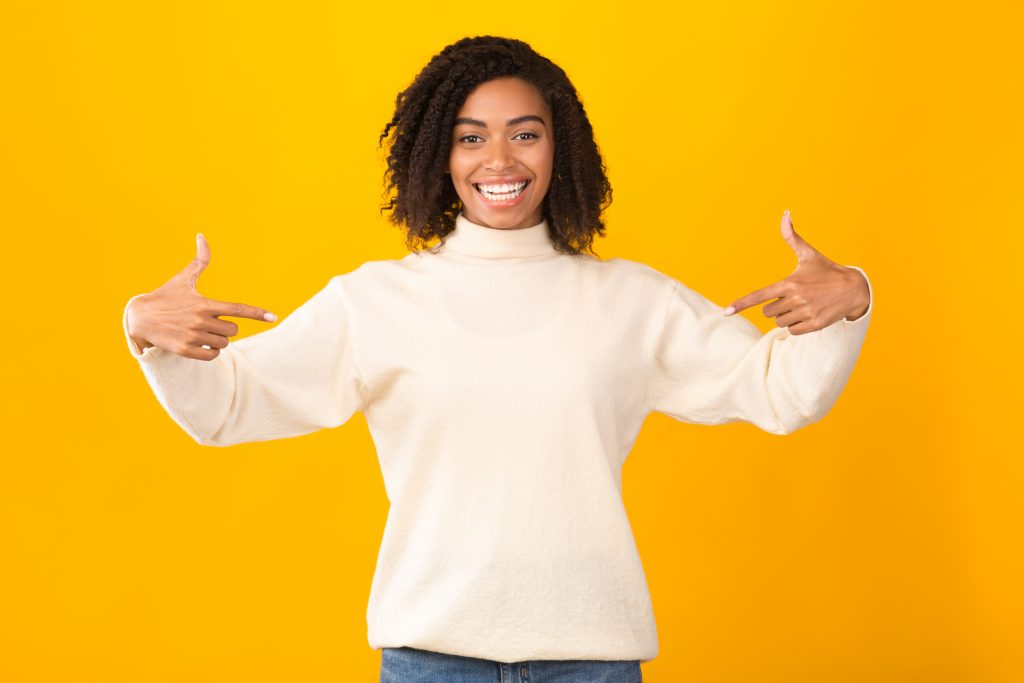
[464,200,542,227]
[474,212,536,230]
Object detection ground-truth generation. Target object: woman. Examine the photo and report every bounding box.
[124,36,871,683]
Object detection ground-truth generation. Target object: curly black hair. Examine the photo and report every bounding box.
[378,36,612,257]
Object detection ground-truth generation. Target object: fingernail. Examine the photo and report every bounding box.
[264,312,277,322]
[723,305,736,316]
[783,210,790,217]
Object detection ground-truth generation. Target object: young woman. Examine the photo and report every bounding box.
[124,36,872,683]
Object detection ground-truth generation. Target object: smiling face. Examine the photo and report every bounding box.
[448,77,554,230]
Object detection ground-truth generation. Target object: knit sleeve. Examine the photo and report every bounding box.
[122,276,369,447]
[646,266,872,435]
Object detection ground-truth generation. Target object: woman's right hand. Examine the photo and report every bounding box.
[125,233,278,361]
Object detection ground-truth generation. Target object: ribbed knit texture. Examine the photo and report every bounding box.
[123,212,873,663]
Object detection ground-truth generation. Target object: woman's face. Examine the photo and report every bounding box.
[448,77,554,230]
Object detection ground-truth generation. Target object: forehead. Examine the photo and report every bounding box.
[456,77,549,119]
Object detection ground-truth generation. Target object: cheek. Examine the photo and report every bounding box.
[533,151,554,187]
[447,160,475,200]
[447,149,468,177]
[533,145,554,179]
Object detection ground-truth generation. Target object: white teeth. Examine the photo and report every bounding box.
[475,180,528,200]
[477,181,527,193]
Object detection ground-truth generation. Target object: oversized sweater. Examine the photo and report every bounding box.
[122,212,873,664]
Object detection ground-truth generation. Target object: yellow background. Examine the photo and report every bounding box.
[2,1,1021,681]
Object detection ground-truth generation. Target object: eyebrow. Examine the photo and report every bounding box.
[453,115,547,128]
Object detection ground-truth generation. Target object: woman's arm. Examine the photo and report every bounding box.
[646,210,874,434]
[123,276,368,447]
[646,267,873,436]
[124,232,368,447]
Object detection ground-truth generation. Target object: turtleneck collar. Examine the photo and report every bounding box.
[436,212,557,259]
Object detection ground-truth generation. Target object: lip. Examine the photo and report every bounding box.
[472,177,531,208]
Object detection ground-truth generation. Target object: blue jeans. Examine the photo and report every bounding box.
[379,646,643,682]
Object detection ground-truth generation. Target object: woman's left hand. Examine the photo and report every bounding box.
[722,210,871,336]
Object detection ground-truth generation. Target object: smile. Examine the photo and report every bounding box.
[473,180,530,202]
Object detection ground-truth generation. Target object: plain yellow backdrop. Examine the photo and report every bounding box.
[1,1,1021,681]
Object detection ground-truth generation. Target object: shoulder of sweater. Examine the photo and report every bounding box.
[585,255,683,292]
[326,254,419,285]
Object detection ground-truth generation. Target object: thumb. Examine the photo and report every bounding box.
[780,210,818,266]
[182,232,211,290]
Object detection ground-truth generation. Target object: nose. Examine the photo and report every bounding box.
[484,138,514,172]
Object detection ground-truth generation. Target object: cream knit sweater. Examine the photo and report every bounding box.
[123,212,872,663]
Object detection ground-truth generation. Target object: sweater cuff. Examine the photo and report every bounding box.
[838,265,872,328]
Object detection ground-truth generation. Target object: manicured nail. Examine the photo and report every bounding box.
[723,305,736,316]
[264,312,277,322]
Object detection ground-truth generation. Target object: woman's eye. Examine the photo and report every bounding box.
[458,132,538,144]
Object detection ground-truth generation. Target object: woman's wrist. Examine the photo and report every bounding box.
[126,295,155,352]
[843,267,871,320]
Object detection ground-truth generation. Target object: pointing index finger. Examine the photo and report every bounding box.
[723,281,785,316]
[207,298,278,323]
